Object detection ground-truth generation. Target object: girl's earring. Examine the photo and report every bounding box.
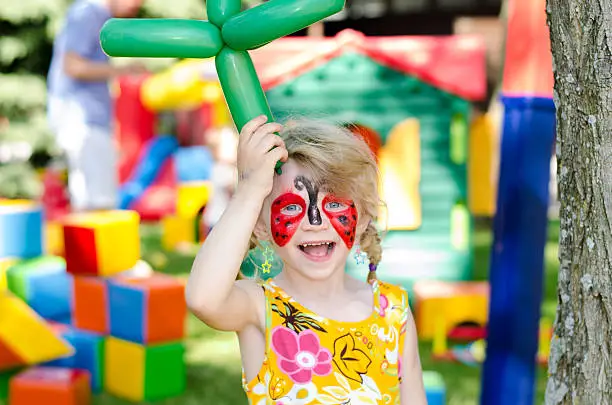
[354,245,368,265]
[261,245,274,274]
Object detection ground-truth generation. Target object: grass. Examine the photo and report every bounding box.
[3,219,560,405]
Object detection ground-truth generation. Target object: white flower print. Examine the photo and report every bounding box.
[316,372,382,405]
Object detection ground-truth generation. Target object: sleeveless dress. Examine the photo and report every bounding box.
[242,279,410,405]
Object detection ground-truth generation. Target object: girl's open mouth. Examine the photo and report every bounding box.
[298,241,336,261]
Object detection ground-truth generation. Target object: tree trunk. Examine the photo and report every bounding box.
[545,1,612,404]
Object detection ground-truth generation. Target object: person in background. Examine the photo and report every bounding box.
[47,0,146,211]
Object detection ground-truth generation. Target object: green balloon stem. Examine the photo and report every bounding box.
[215,47,284,171]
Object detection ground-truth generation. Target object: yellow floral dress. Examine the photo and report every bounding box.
[243,279,409,405]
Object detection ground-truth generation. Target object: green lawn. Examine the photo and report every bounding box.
[4,220,559,405]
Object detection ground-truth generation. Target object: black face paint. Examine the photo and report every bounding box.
[294,175,322,225]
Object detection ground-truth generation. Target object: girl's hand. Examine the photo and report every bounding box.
[236,115,288,198]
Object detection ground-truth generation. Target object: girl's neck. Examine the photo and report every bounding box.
[275,267,348,303]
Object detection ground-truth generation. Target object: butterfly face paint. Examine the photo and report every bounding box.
[322,195,358,249]
[270,193,306,246]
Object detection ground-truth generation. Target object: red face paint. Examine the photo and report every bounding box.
[270,193,306,247]
[322,195,358,249]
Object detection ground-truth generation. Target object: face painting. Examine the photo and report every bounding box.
[270,193,306,246]
[322,195,358,249]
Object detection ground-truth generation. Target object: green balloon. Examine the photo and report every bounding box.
[222,0,345,51]
[207,0,242,28]
[100,19,223,58]
[215,47,274,131]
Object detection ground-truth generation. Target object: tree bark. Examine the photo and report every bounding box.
[545,1,612,404]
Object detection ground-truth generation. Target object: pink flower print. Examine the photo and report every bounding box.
[379,294,389,317]
[271,326,333,384]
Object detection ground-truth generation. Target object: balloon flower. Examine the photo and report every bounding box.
[100,0,346,172]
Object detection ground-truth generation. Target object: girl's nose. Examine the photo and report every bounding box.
[301,209,329,230]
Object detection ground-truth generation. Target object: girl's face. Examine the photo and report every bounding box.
[258,160,361,281]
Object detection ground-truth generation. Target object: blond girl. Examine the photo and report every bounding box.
[186,115,427,404]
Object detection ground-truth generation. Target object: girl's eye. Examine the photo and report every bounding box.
[281,204,303,215]
[325,201,346,211]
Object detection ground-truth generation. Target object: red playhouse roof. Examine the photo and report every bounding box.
[502,0,554,98]
[250,29,487,101]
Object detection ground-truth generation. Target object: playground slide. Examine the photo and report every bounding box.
[118,135,179,212]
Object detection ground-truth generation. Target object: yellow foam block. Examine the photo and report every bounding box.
[0,258,17,291]
[45,221,64,256]
[176,181,211,219]
[0,292,74,369]
[162,216,196,251]
[414,281,489,340]
[63,210,140,277]
[105,337,145,402]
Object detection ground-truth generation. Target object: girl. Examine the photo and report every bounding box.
[186,115,427,404]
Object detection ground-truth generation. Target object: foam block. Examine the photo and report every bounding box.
[46,325,105,393]
[0,369,20,400]
[6,256,72,321]
[72,276,109,334]
[0,200,43,259]
[423,371,446,405]
[413,280,489,340]
[0,292,73,371]
[104,337,185,402]
[45,221,65,256]
[9,367,90,405]
[0,257,18,292]
[62,210,140,277]
[108,273,186,344]
[176,181,211,218]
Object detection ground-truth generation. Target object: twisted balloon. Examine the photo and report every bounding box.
[100,0,346,171]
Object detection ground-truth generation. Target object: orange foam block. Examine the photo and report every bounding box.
[9,367,90,405]
[72,276,109,334]
[108,273,186,344]
[62,210,140,277]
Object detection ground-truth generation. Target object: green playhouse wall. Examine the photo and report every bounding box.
[267,52,473,292]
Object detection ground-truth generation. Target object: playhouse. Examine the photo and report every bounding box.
[249,30,487,291]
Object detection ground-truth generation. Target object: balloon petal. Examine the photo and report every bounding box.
[222,0,345,50]
[207,0,242,27]
[100,19,223,58]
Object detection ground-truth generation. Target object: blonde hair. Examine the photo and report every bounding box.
[247,118,383,282]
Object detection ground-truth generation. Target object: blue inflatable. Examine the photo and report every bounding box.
[118,136,179,209]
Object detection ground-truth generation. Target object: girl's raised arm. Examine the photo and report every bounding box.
[185,116,287,332]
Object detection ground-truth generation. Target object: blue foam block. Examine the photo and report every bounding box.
[45,326,105,393]
[108,280,145,343]
[175,146,214,182]
[6,256,72,321]
[0,204,43,259]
